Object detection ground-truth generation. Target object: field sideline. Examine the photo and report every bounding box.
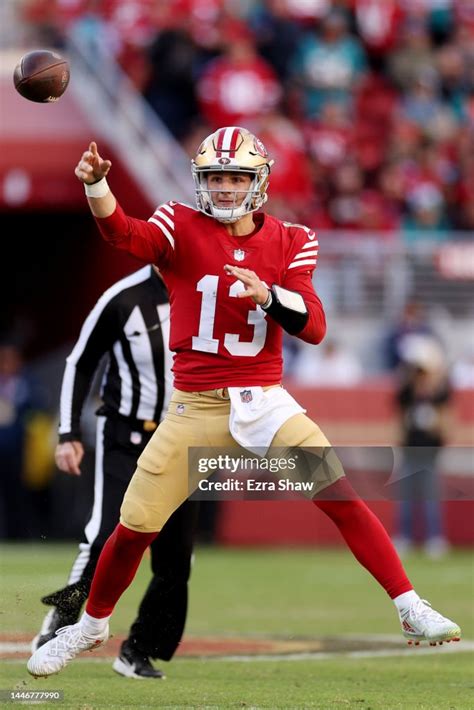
[0,544,472,709]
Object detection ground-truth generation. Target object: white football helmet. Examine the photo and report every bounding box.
[192,126,274,223]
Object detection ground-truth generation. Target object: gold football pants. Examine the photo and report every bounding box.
[120,388,344,532]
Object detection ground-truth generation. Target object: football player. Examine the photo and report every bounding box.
[28,127,460,677]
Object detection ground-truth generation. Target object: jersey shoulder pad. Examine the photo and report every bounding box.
[148,201,178,249]
[282,221,319,272]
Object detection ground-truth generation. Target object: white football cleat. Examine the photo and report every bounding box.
[399,599,461,645]
[27,623,108,677]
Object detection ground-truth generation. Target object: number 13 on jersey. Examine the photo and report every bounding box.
[192,275,268,357]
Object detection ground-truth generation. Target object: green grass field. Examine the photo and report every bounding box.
[1,544,473,709]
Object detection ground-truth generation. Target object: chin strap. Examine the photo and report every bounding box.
[261,284,309,335]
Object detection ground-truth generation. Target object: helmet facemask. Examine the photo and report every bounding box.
[191,126,273,224]
[192,165,270,223]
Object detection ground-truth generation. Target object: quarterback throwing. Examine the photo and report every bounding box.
[28,126,460,678]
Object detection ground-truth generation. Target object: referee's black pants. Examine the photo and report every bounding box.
[45,416,199,660]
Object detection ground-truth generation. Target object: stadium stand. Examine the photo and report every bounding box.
[16,0,474,233]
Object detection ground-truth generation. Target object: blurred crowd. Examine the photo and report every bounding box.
[20,0,474,236]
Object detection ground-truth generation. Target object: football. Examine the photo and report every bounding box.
[13,50,70,103]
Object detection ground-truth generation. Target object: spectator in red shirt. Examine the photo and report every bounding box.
[352,0,404,60]
[305,101,353,172]
[196,22,281,129]
[353,72,397,172]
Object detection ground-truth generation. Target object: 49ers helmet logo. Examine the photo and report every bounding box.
[253,137,268,157]
[218,157,231,165]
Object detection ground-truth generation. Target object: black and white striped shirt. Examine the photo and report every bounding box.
[58,266,172,442]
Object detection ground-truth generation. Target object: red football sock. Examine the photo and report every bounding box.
[85,523,158,618]
[313,478,413,599]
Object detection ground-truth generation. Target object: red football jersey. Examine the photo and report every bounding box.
[97,202,325,390]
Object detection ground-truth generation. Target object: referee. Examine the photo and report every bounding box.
[32,265,199,679]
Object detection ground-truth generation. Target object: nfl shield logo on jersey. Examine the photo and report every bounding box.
[233,249,246,262]
[240,389,253,403]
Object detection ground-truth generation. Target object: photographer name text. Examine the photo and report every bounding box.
[197,478,314,492]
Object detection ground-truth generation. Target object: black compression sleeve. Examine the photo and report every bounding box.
[261,285,309,335]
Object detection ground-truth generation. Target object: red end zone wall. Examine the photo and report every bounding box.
[216,384,474,546]
[217,500,474,546]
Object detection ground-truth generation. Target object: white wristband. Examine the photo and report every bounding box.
[261,290,273,310]
[84,178,109,198]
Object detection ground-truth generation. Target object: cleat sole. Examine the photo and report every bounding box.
[408,636,461,646]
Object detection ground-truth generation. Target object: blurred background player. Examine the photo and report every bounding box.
[31,265,199,679]
[383,301,439,372]
[393,334,452,558]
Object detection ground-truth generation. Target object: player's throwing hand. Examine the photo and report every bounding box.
[74,142,112,184]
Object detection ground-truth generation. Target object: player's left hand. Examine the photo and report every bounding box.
[224,265,269,306]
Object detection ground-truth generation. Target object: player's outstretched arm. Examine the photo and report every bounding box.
[74,142,173,265]
[74,141,116,218]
